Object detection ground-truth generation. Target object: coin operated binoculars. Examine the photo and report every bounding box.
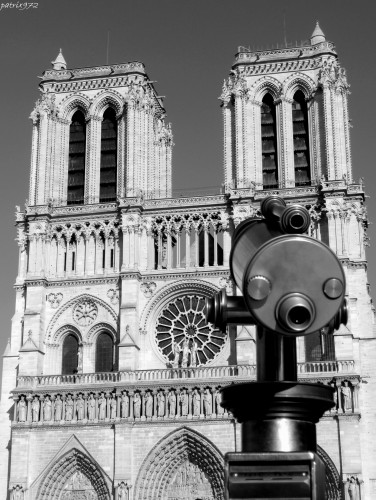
[205,196,348,500]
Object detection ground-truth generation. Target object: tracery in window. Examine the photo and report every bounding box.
[292,90,311,186]
[100,108,117,202]
[261,93,278,188]
[68,111,86,205]
[96,332,114,372]
[156,295,227,366]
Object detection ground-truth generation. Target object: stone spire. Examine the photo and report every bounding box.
[310,21,326,45]
[51,48,67,70]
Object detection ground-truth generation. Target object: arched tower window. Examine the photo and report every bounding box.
[100,108,117,202]
[62,334,79,375]
[292,90,311,186]
[305,331,335,362]
[261,93,278,188]
[96,332,114,372]
[68,111,86,205]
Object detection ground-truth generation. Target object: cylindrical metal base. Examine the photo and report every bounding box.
[221,382,334,453]
[242,419,317,453]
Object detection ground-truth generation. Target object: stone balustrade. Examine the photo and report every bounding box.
[16,364,256,389]
[15,361,357,390]
[297,359,356,375]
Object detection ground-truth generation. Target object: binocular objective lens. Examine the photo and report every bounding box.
[290,214,305,230]
[288,306,311,326]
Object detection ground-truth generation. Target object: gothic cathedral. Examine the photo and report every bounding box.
[1,23,375,500]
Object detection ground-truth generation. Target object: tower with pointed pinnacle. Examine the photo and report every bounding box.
[0,24,375,500]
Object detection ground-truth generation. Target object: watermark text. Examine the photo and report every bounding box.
[0,2,38,11]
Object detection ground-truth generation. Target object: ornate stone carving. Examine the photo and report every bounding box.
[167,460,214,500]
[61,471,97,500]
[219,276,234,294]
[73,299,98,327]
[140,282,157,298]
[47,293,63,309]
[107,288,119,304]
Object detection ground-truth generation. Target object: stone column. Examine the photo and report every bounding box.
[222,101,234,189]
[129,391,134,419]
[185,225,191,269]
[12,396,19,423]
[26,395,32,423]
[204,223,209,267]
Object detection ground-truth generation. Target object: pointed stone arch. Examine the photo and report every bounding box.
[283,72,317,100]
[61,94,91,121]
[32,438,112,500]
[317,445,342,500]
[134,426,224,500]
[251,75,282,101]
[90,89,124,119]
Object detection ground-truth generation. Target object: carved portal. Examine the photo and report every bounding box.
[166,460,214,500]
[134,427,224,500]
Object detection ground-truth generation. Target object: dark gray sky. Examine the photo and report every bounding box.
[0,0,375,360]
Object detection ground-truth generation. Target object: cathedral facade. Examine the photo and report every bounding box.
[1,23,375,500]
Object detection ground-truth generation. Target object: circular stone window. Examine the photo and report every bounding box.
[156,295,227,366]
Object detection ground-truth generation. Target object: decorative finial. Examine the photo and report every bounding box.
[51,48,67,70]
[310,21,326,45]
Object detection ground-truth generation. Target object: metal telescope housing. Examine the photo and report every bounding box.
[205,196,347,337]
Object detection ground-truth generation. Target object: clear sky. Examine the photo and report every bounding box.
[0,0,375,360]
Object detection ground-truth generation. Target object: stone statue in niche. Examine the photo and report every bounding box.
[347,476,359,500]
[11,485,24,500]
[77,343,83,373]
[65,394,74,421]
[171,340,180,368]
[110,395,117,419]
[157,391,165,417]
[43,395,52,421]
[190,341,198,367]
[18,396,27,422]
[192,389,200,416]
[145,392,153,418]
[182,338,190,368]
[54,394,63,421]
[134,393,141,418]
[31,396,40,422]
[329,381,338,413]
[88,394,96,420]
[203,388,212,416]
[215,389,224,414]
[121,392,129,418]
[76,394,85,420]
[179,389,188,416]
[341,381,352,412]
[118,482,128,499]
[168,391,177,417]
[98,393,106,420]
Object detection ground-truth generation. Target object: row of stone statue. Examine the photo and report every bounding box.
[14,387,226,423]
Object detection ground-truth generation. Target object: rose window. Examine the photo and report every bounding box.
[156,295,227,366]
[73,299,98,327]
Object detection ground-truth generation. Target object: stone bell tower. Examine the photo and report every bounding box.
[220,21,352,190]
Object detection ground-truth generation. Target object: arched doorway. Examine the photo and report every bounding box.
[36,448,111,500]
[317,445,342,500]
[134,427,224,500]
